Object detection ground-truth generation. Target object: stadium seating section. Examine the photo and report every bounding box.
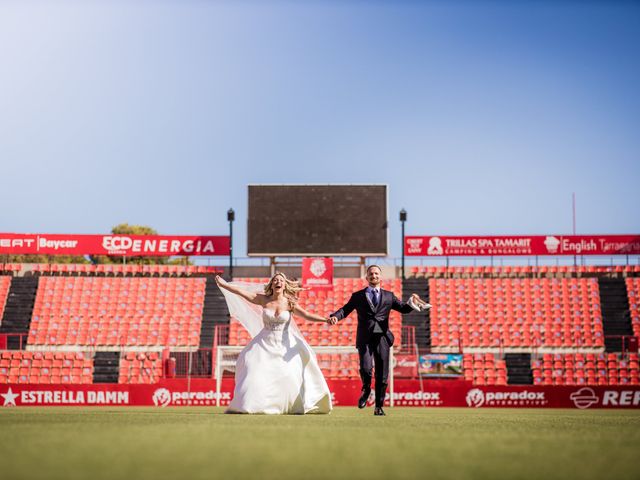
[0,264,22,274]
[0,275,10,318]
[225,278,403,378]
[462,353,508,386]
[1,263,639,386]
[430,278,604,351]
[28,263,222,276]
[228,278,403,349]
[316,352,361,379]
[29,277,205,349]
[0,351,93,384]
[532,353,640,386]
[626,278,640,339]
[410,264,640,278]
[119,351,164,384]
[2,262,638,278]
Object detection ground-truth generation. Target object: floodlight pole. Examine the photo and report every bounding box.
[400,209,407,280]
[227,208,235,280]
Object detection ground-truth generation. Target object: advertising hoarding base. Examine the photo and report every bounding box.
[2,379,639,409]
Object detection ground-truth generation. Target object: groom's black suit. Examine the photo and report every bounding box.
[331,288,414,408]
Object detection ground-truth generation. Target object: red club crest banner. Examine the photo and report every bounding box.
[393,355,419,378]
[301,257,334,289]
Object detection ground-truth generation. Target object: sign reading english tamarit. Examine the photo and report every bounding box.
[0,233,230,256]
[404,235,640,257]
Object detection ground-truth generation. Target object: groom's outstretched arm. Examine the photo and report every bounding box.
[391,294,415,314]
[392,293,432,313]
[330,294,357,323]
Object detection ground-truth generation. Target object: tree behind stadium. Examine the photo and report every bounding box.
[90,223,170,265]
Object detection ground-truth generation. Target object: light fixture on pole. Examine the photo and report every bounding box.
[400,209,407,280]
[227,208,235,279]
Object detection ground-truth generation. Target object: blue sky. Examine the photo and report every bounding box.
[1,0,639,262]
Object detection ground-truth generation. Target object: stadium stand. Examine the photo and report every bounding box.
[0,264,22,275]
[531,352,640,386]
[462,353,508,386]
[27,263,223,277]
[227,278,403,349]
[410,264,640,279]
[1,263,638,386]
[316,352,361,379]
[224,278,403,378]
[0,275,10,319]
[0,350,93,384]
[118,351,163,384]
[626,278,640,339]
[429,278,604,352]
[28,277,205,350]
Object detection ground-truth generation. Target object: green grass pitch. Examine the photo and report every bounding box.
[1,407,639,480]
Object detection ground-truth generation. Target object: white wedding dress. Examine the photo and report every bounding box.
[222,292,332,414]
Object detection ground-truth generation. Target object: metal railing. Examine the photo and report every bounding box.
[171,349,214,378]
[0,333,28,350]
[214,324,417,352]
[604,335,639,356]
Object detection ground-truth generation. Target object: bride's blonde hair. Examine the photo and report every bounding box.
[264,271,303,311]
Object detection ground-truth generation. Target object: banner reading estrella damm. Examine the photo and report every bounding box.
[405,235,640,256]
[2,380,640,408]
[0,233,230,256]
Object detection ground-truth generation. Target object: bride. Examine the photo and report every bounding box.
[215,273,333,414]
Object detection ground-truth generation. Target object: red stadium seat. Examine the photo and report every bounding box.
[429,277,604,351]
[30,277,206,349]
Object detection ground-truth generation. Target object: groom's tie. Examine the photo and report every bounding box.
[371,289,378,308]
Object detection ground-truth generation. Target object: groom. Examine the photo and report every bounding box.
[329,265,430,416]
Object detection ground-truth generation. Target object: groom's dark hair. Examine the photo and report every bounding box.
[366,265,382,274]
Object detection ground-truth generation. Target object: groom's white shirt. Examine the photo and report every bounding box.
[366,286,380,309]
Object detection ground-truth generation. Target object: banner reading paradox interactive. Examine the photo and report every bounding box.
[301,257,334,289]
[2,380,640,409]
[405,235,640,257]
[0,233,230,256]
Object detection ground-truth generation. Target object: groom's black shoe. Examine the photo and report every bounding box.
[374,407,386,416]
[358,388,371,409]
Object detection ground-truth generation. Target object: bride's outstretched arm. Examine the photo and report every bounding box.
[293,305,330,323]
[215,276,264,305]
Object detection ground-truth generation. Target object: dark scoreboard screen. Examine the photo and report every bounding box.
[247,185,388,256]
